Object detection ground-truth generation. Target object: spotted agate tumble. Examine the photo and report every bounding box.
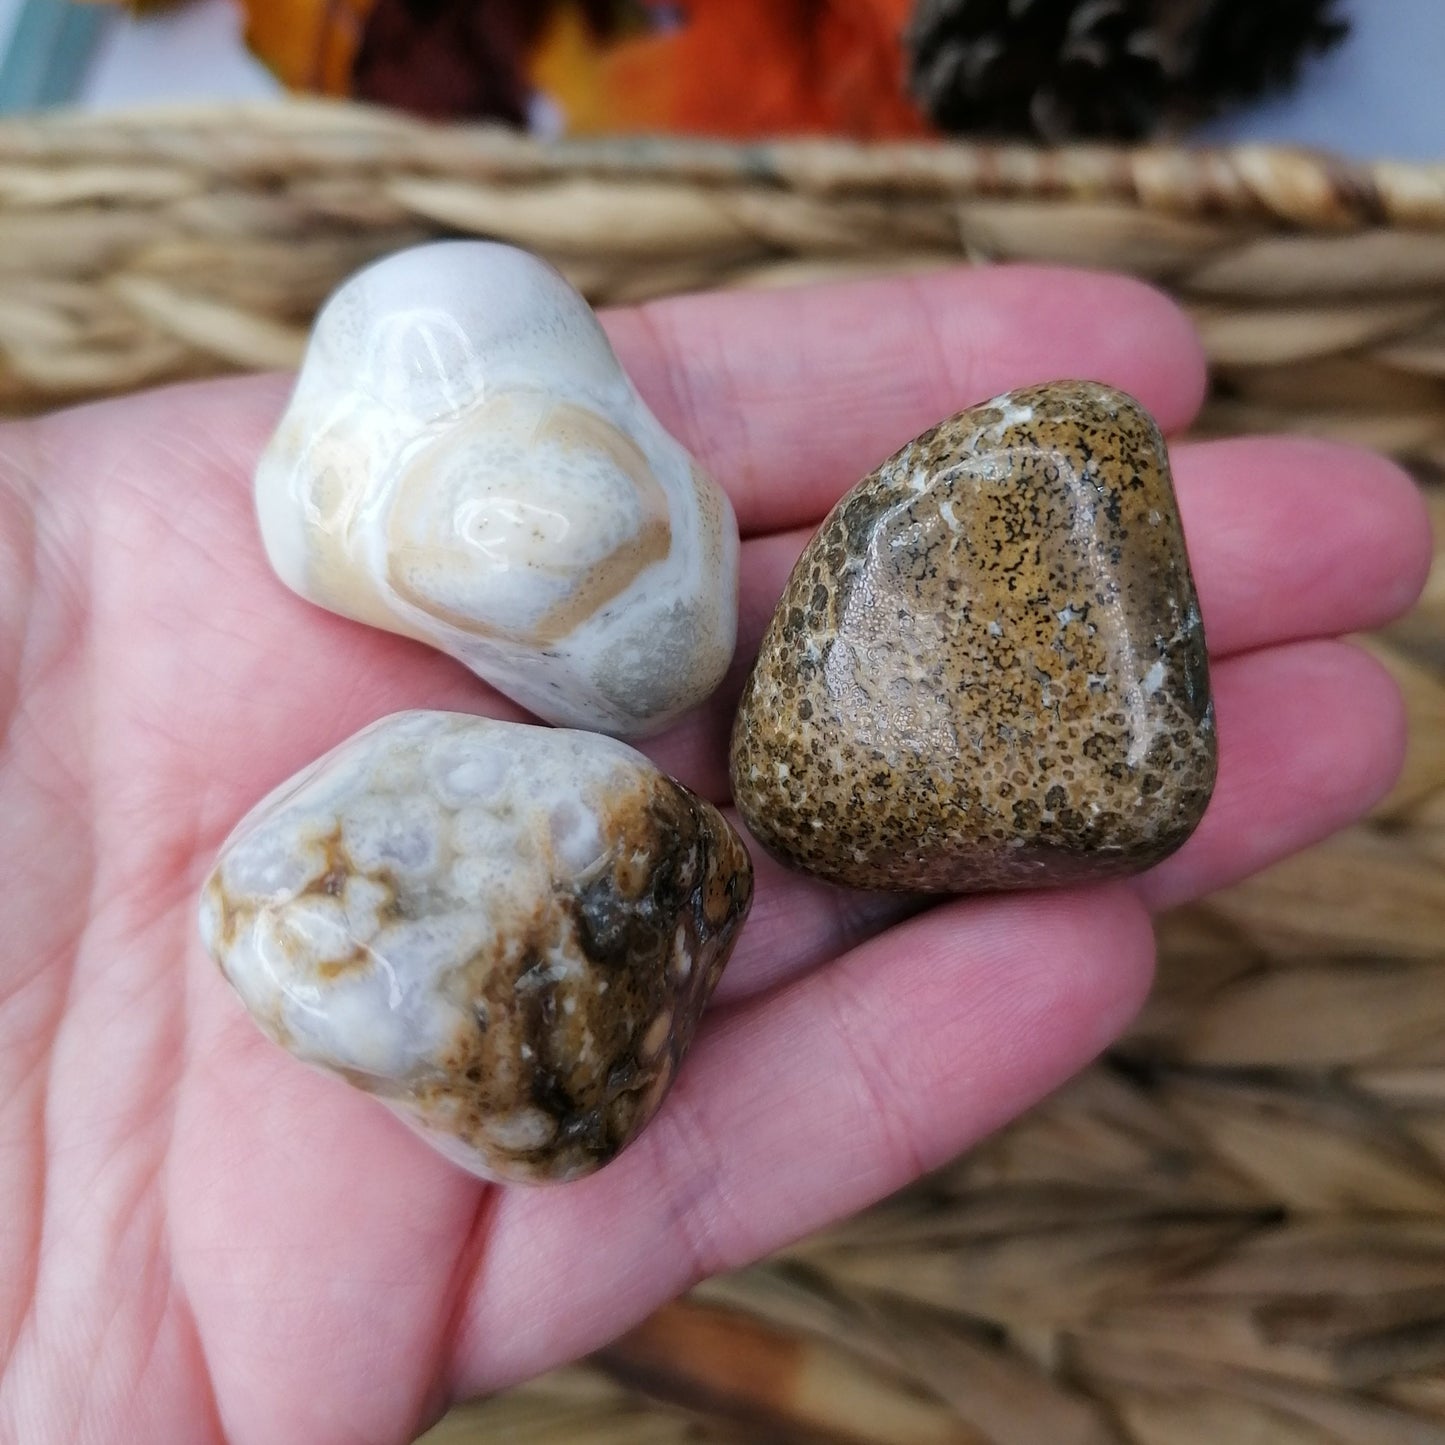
[731,382,1217,893]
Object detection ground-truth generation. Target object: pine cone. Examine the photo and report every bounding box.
[907,0,1348,142]
[1187,0,1350,110]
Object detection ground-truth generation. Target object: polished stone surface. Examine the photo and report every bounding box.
[731,382,1216,893]
[200,711,753,1182]
[255,241,739,738]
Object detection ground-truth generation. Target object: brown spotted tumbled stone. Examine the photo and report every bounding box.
[730,381,1216,893]
[199,711,752,1183]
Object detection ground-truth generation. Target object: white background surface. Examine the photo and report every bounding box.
[82,0,278,109]
[1193,0,1444,160]
[0,0,1441,159]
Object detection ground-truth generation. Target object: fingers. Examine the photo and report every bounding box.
[702,633,1410,1006]
[1177,438,1433,655]
[604,266,1207,535]
[725,438,1431,673]
[710,842,926,1005]
[136,267,1207,552]
[455,885,1155,1392]
[711,639,1407,1001]
[1133,640,1407,913]
[652,433,1429,802]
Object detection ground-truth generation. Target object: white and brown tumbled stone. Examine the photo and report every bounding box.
[254,242,739,738]
[199,711,753,1182]
[731,381,1217,893]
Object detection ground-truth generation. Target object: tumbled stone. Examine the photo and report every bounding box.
[255,242,739,738]
[199,711,753,1183]
[731,381,1216,893]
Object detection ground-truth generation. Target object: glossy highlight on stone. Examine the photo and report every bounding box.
[731,381,1217,893]
[255,241,739,738]
[199,711,753,1183]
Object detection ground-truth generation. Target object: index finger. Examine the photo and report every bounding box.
[603,265,1208,537]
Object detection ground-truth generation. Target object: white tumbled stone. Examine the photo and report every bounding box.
[254,242,739,737]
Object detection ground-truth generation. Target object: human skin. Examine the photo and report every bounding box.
[0,267,1431,1445]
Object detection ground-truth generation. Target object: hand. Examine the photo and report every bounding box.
[0,268,1429,1444]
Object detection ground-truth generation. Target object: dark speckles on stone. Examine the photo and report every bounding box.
[201,712,755,1186]
[729,381,1218,894]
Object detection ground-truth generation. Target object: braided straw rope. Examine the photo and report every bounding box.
[3,101,1442,1444]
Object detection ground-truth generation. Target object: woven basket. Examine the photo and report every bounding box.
[6,100,1442,1445]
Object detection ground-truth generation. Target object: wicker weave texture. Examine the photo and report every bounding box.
[3,100,1445,462]
[3,101,1442,1445]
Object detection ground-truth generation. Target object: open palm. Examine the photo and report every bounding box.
[0,268,1429,1445]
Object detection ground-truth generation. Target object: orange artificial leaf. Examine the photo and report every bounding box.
[539,0,932,139]
[237,0,933,139]
[530,3,618,137]
[239,0,375,94]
